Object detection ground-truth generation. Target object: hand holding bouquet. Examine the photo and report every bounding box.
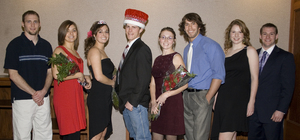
[111,68,119,110]
[150,102,161,121]
[150,65,196,121]
[48,53,87,85]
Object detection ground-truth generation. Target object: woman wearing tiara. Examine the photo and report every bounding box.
[84,20,115,140]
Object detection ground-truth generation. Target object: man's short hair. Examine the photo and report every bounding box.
[22,10,40,23]
[260,23,278,35]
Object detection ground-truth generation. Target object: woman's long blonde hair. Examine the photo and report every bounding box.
[224,19,252,54]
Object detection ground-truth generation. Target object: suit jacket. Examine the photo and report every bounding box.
[115,38,152,112]
[255,46,295,123]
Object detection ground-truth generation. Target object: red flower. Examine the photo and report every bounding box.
[176,73,180,78]
[177,77,180,83]
[165,86,170,91]
[161,65,196,93]
[154,65,196,121]
[164,82,168,86]
[171,82,176,88]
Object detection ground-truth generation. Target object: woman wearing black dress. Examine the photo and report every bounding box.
[211,19,259,140]
[84,20,115,140]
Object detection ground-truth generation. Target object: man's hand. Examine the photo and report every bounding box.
[271,110,285,122]
[32,89,47,106]
[206,94,212,103]
[125,101,133,111]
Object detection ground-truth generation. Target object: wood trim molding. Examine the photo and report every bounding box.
[284,120,300,139]
[293,1,300,10]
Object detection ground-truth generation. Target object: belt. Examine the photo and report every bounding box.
[186,88,208,92]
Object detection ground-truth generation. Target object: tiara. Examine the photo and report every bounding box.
[98,20,107,24]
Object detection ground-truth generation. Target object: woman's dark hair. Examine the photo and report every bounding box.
[58,20,79,50]
[84,21,109,59]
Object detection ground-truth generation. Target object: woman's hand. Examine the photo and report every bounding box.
[112,75,116,88]
[84,76,92,89]
[247,100,255,117]
[151,100,159,114]
[76,72,85,83]
[156,91,170,106]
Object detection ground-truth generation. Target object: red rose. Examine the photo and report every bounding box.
[171,82,176,88]
[164,81,168,86]
[166,86,170,91]
[169,74,174,80]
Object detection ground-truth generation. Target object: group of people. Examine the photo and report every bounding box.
[3,8,295,140]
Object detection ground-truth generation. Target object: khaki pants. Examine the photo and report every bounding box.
[183,90,214,140]
[12,96,52,140]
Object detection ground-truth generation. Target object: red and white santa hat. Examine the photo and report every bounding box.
[123,9,148,29]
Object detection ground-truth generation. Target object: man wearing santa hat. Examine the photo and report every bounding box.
[115,8,152,140]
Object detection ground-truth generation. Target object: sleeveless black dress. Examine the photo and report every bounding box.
[87,58,114,139]
[151,52,185,135]
[211,47,250,139]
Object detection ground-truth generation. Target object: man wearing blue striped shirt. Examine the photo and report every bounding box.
[3,10,53,140]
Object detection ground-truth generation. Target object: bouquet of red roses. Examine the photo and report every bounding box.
[48,53,86,85]
[151,65,196,120]
[162,65,196,93]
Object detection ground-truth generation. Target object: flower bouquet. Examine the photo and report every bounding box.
[162,65,196,93]
[48,53,86,85]
[111,68,119,110]
[150,65,196,121]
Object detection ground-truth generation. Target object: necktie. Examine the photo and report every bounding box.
[187,43,193,72]
[118,45,129,83]
[118,45,129,72]
[259,51,268,75]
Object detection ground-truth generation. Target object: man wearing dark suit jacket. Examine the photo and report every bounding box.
[115,9,152,140]
[248,23,295,140]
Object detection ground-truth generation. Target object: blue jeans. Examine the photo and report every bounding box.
[123,105,151,140]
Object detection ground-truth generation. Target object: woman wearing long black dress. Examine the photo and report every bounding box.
[84,20,115,140]
[211,19,259,140]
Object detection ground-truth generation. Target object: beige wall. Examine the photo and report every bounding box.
[0,0,291,139]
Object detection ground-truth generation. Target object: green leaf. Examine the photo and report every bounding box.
[48,53,76,85]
